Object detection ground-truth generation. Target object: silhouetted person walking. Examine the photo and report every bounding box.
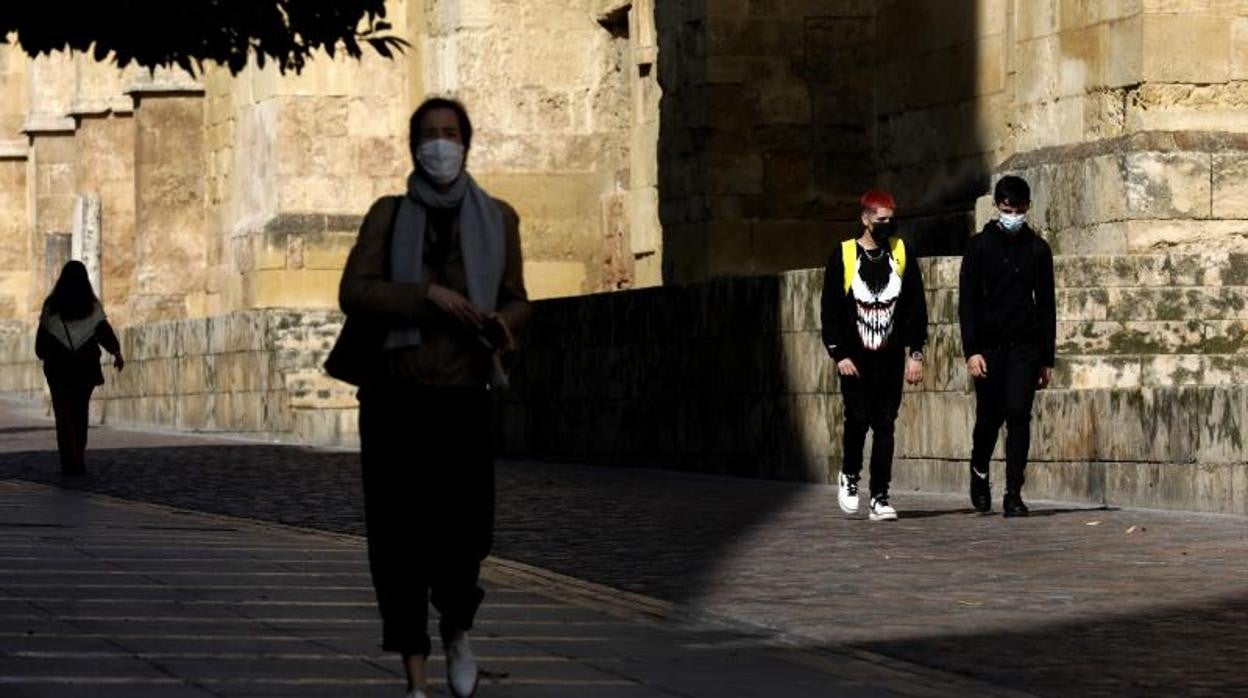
[821,190,928,521]
[960,176,1056,517]
[34,261,124,476]
[336,98,530,698]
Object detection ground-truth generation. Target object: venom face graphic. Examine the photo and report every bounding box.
[851,253,902,351]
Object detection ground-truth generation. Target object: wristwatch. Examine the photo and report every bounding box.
[909,350,924,362]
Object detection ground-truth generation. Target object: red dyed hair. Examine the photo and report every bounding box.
[860,189,896,214]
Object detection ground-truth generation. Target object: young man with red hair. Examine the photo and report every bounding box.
[820,189,928,520]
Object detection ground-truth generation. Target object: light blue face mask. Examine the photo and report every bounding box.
[999,212,1026,233]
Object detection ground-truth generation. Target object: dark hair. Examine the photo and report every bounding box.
[43,260,98,321]
[409,97,474,164]
[994,175,1031,206]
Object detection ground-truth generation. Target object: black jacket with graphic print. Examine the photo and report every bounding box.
[820,238,928,363]
[958,222,1056,366]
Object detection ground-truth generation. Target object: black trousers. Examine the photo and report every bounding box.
[358,382,494,658]
[49,382,93,475]
[970,341,1042,495]
[838,350,905,496]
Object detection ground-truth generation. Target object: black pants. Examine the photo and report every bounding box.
[838,350,905,496]
[358,382,494,658]
[970,342,1042,495]
[49,383,93,475]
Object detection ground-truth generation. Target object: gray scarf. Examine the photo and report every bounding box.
[41,304,105,351]
[385,170,506,349]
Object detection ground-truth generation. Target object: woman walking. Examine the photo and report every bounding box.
[35,261,124,476]
[336,97,530,698]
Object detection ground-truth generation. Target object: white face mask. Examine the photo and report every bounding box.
[417,139,465,186]
[999,212,1026,233]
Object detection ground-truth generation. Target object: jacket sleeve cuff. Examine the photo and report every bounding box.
[828,344,850,362]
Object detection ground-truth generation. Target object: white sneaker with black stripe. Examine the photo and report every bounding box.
[869,493,898,521]
[837,473,860,515]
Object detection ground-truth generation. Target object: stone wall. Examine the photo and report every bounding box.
[1,251,1246,513]
[497,251,1248,515]
[657,0,878,283]
[424,0,659,297]
[0,310,358,446]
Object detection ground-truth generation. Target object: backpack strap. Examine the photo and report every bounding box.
[891,237,907,280]
[840,239,857,293]
[842,237,907,293]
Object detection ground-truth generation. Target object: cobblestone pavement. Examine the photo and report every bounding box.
[0,477,1010,697]
[1,399,1247,695]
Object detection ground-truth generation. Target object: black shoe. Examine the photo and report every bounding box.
[1003,493,1030,518]
[970,467,991,513]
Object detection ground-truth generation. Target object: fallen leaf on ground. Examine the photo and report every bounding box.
[1086,521,1101,526]
[1126,525,1137,534]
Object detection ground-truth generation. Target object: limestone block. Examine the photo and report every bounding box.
[1105,387,1203,462]
[1141,12,1233,83]
[215,352,271,393]
[1104,461,1247,515]
[209,312,269,354]
[128,322,180,361]
[211,390,262,432]
[1141,354,1247,387]
[1202,319,1248,353]
[524,261,587,301]
[1049,223,1129,255]
[1054,355,1141,390]
[1127,83,1248,132]
[778,269,823,333]
[1015,35,1061,104]
[779,330,833,394]
[1235,17,1248,80]
[1213,153,1248,219]
[1195,385,1248,466]
[1056,319,1204,354]
[1124,220,1248,253]
[1057,288,1111,321]
[1124,151,1212,220]
[1014,0,1057,40]
[135,358,179,397]
[922,258,962,291]
[1110,286,1248,321]
[895,391,976,459]
[286,368,358,409]
[175,394,216,431]
[248,269,339,310]
[176,355,215,395]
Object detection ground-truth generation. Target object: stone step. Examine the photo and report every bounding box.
[923,319,1245,356]
[920,252,1248,290]
[927,286,1248,324]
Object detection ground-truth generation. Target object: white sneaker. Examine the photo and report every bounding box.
[869,493,898,521]
[445,631,479,698]
[837,473,860,514]
[406,689,428,698]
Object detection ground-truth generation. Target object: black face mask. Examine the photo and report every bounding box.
[870,221,897,245]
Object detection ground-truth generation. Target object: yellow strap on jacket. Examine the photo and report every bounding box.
[842,237,906,293]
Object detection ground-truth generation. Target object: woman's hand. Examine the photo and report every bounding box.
[427,284,485,330]
[836,358,859,377]
[487,313,516,352]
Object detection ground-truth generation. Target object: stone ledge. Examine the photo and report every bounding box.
[0,140,28,160]
[1000,130,1248,171]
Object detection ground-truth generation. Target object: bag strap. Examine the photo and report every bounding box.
[840,239,856,293]
[842,237,907,293]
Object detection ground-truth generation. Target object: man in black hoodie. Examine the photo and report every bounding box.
[821,189,928,521]
[959,176,1056,517]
